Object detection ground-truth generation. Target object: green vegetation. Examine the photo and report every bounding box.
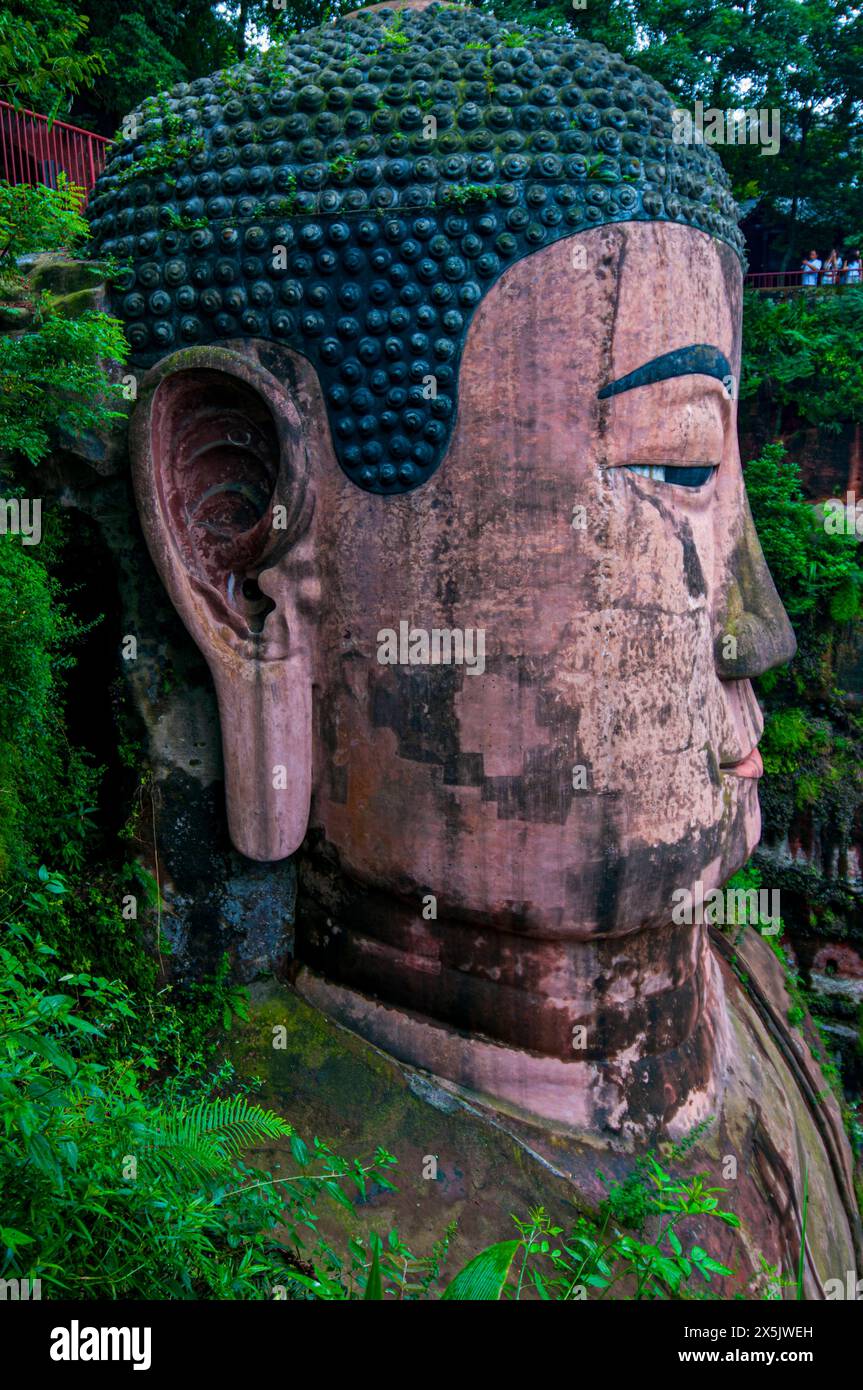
[743,442,862,623]
[440,1156,745,1301]
[0,304,127,464]
[742,290,863,434]
[2,904,754,1302]
[0,2,104,116]
[380,11,409,48]
[0,917,415,1298]
[163,208,208,233]
[440,183,502,209]
[0,178,127,464]
[742,443,863,803]
[0,528,97,882]
[720,862,843,1096]
[0,177,88,272]
[113,99,205,186]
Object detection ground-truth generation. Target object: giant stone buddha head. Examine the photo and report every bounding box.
[90,1,797,1137]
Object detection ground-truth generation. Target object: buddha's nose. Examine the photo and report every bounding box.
[713,500,797,679]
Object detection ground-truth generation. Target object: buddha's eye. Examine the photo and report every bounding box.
[626,464,717,488]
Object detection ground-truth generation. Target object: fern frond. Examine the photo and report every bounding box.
[141,1096,292,1180]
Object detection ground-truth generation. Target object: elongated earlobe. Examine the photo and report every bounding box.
[130,346,317,861]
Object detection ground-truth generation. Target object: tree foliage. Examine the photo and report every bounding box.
[742,288,863,431]
[744,443,862,620]
[0,1,104,117]
[0,299,127,464]
[744,443,863,913]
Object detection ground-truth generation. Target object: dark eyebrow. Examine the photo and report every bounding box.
[597,345,732,400]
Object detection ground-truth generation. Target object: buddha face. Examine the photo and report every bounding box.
[132,220,796,946]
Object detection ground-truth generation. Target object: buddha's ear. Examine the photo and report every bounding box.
[129,346,317,862]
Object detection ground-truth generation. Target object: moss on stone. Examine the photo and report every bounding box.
[50,288,105,319]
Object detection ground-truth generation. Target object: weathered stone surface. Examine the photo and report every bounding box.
[237,949,859,1297]
[27,251,111,301]
[234,979,582,1280]
[0,304,33,330]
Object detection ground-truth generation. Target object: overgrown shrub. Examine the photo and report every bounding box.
[0,920,406,1299]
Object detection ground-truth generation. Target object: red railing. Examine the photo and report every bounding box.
[0,100,112,202]
[744,268,863,291]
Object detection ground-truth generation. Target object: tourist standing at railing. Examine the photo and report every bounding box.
[843,250,862,284]
[822,248,842,284]
[801,249,822,285]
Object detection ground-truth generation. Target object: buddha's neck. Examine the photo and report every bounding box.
[294,849,729,1141]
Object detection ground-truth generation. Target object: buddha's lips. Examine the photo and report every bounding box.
[721,746,763,779]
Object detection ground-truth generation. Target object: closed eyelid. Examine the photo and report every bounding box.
[602,377,731,471]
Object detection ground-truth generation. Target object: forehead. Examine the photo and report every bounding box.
[443,220,738,490]
[608,222,738,377]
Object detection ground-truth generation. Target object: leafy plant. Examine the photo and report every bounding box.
[761,707,823,774]
[439,183,501,210]
[0,177,89,276]
[443,1154,741,1301]
[380,11,409,48]
[328,154,356,181]
[0,175,127,466]
[141,1094,292,1180]
[442,1239,519,1300]
[0,4,105,115]
[0,528,102,883]
[0,921,414,1299]
[163,207,208,232]
[0,301,127,463]
[113,97,205,186]
[744,443,862,622]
